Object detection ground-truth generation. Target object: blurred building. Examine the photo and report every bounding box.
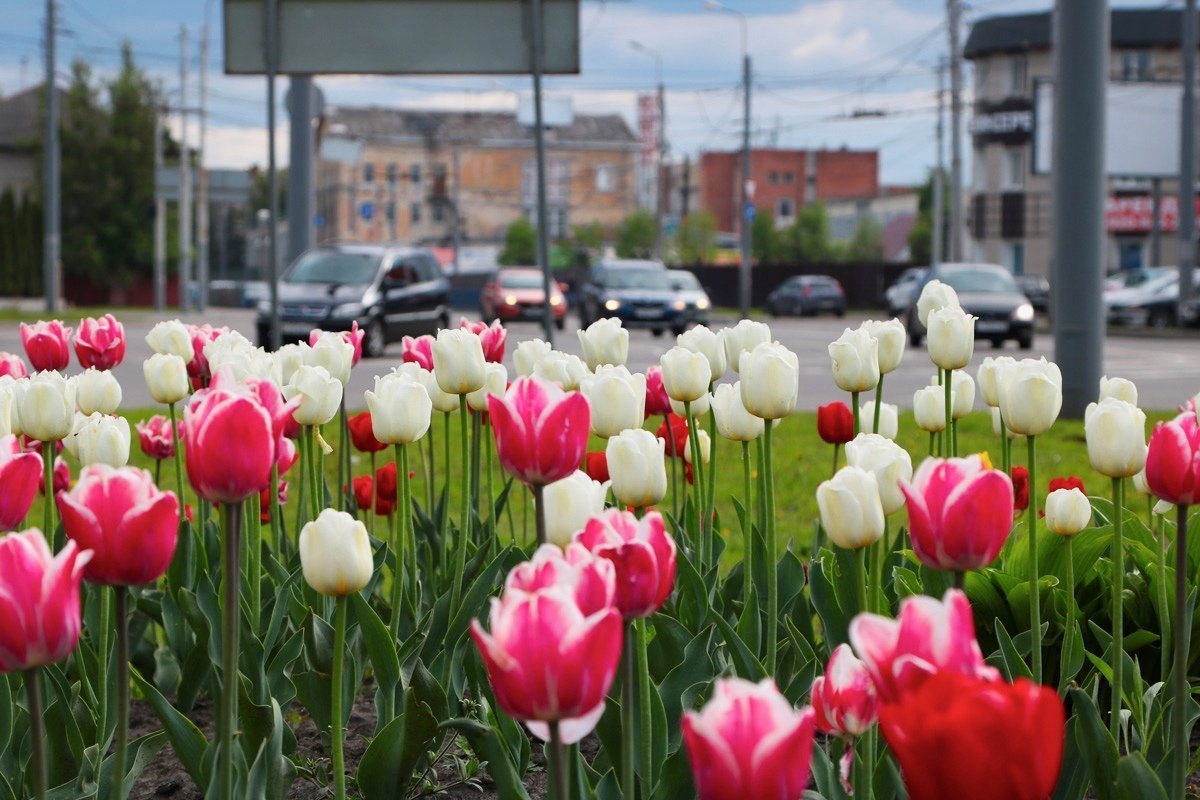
[315,107,638,248]
[0,85,62,197]
[826,187,920,262]
[965,8,1199,277]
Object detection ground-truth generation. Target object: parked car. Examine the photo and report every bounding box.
[765,275,847,317]
[1104,266,1171,295]
[1106,269,1200,328]
[667,270,713,328]
[1014,275,1050,313]
[256,244,450,357]
[884,267,927,316]
[479,268,568,329]
[906,262,1034,349]
[576,260,689,335]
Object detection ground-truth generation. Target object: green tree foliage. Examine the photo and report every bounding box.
[615,209,657,259]
[908,169,949,264]
[784,201,833,263]
[847,217,885,261]
[0,188,42,296]
[498,217,537,266]
[751,207,784,265]
[675,211,717,265]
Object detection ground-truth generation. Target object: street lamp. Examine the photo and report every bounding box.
[704,0,752,319]
[629,40,666,261]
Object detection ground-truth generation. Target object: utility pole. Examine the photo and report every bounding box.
[42,0,59,313]
[265,0,281,350]
[178,25,192,313]
[154,89,166,311]
[740,50,753,317]
[1179,0,1196,312]
[197,24,210,312]
[933,58,946,268]
[287,76,316,262]
[452,143,463,274]
[656,79,666,261]
[947,0,963,261]
[529,0,555,345]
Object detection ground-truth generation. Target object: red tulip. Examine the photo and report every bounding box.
[0,434,43,531]
[488,376,591,487]
[186,324,224,383]
[817,401,855,445]
[644,366,671,418]
[1145,411,1200,506]
[57,465,179,586]
[19,320,72,372]
[0,531,91,672]
[401,334,435,370]
[682,677,817,800]
[348,411,388,453]
[310,321,365,366]
[849,588,998,703]
[901,455,1014,572]
[0,352,28,379]
[811,643,879,737]
[470,544,621,743]
[39,457,70,498]
[352,475,396,516]
[575,509,676,620]
[879,672,1065,800]
[276,436,299,475]
[584,451,610,483]
[136,415,177,460]
[1011,465,1029,513]
[655,413,690,459]
[259,480,288,523]
[74,314,126,370]
[375,461,398,502]
[460,318,507,364]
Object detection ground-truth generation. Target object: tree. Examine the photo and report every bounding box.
[615,209,657,259]
[784,201,833,263]
[752,207,783,264]
[847,217,885,261]
[564,221,605,267]
[676,211,717,265]
[498,217,537,265]
[908,169,949,264]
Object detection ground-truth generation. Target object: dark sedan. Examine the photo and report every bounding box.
[577,262,689,335]
[906,263,1034,350]
[765,275,846,317]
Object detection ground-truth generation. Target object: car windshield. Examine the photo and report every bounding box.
[670,272,701,291]
[286,251,378,285]
[499,272,544,289]
[601,268,674,291]
[939,268,1018,294]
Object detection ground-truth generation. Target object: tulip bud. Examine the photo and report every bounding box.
[998,358,1062,437]
[916,279,960,327]
[0,353,27,380]
[533,350,590,391]
[828,326,880,393]
[935,370,975,420]
[818,466,886,549]
[976,356,1016,408]
[811,643,879,737]
[205,331,273,383]
[858,401,899,440]
[310,323,364,366]
[712,382,764,442]
[683,429,711,465]
[862,318,906,374]
[284,365,344,426]
[466,362,509,413]
[660,346,712,403]
[460,318,507,363]
[670,391,710,419]
[676,325,727,381]
[274,343,312,387]
[1132,468,1150,495]
[513,338,553,377]
[577,318,629,370]
[900,456,1014,572]
[576,509,677,619]
[72,367,122,416]
[433,328,487,395]
[489,377,591,487]
[540,470,610,547]
[308,330,356,385]
[394,362,458,414]
[1045,488,1091,536]
[401,334,435,370]
[991,407,1022,440]
[739,341,799,420]
[722,319,772,373]
[74,314,126,370]
[0,379,16,438]
[927,307,976,370]
[913,385,949,433]
[145,319,195,362]
[136,415,176,460]
[579,365,646,438]
[70,412,131,468]
[1084,398,1147,479]
[0,434,43,531]
[644,365,672,417]
[845,433,913,515]
[818,401,855,445]
[17,371,76,442]
[20,320,73,372]
[1099,375,1138,406]
[299,508,374,596]
[143,353,189,406]
[0,531,91,672]
[606,428,668,509]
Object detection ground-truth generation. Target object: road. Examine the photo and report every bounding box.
[3,309,1195,412]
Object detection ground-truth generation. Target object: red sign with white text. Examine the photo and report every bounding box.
[1105,195,1200,234]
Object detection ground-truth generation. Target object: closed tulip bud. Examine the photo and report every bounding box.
[576,509,677,619]
[712,382,764,441]
[310,323,364,367]
[18,371,76,442]
[818,401,855,444]
[998,358,1062,436]
[1099,375,1138,406]
[394,362,458,414]
[676,324,727,380]
[466,362,509,413]
[606,428,668,508]
[299,508,374,596]
[460,318,507,363]
[540,470,610,547]
[1132,468,1150,495]
[0,531,91,672]
[579,365,646,438]
[0,353,27,379]
[513,338,552,377]
[533,350,590,391]
[1084,398,1147,478]
[916,279,960,327]
[185,324,222,383]
[669,391,710,419]
[145,319,194,362]
[818,466,886,549]
[0,434,43,530]
[143,353,189,406]
[284,365,343,426]
[135,415,176,460]
[1145,412,1200,505]
[74,314,126,370]
[862,318,906,374]
[992,407,1022,440]
[0,379,16,438]
[845,433,913,515]
[74,367,123,415]
[274,343,311,387]
[939,370,975,420]
[205,331,273,383]
[308,330,356,385]
[21,320,73,372]
[913,385,950,433]
[400,334,435,370]
[828,326,880,393]
[811,644,880,737]
[901,455,1014,572]
[976,356,1016,408]
[1045,488,1091,535]
[489,377,591,487]
[722,319,772,373]
[926,306,976,370]
[683,429,711,465]
[71,412,131,468]
[577,317,629,370]
[347,411,387,453]
[858,401,899,440]
[643,365,672,417]
[660,346,712,402]
[739,341,799,420]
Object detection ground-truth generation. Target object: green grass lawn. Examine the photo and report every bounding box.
[0,306,159,323]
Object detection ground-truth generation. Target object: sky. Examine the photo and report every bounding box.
[0,0,1177,186]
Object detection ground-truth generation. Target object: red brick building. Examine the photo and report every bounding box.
[698,148,879,234]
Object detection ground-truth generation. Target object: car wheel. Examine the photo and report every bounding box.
[555,318,565,331]
[671,325,687,337]
[991,338,1004,349]
[767,300,781,318]
[835,308,846,318]
[1018,333,1033,350]
[364,318,387,359]
[1148,309,1173,329]
[651,328,664,337]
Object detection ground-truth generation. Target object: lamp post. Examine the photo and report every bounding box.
[704,0,751,319]
[630,41,666,261]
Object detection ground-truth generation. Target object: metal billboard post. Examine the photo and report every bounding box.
[265,0,281,350]
[530,0,555,346]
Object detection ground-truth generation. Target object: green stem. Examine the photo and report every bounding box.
[763,421,778,674]
[684,400,704,568]
[485,424,495,530]
[1173,503,1190,800]
[854,546,868,615]
[112,587,129,800]
[872,375,884,434]
[42,442,54,542]
[548,721,569,800]
[854,734,875,800]
[621,626,635,800]
[270,464,282,555]
[1111,477,1124,737]
[873,517,889,614]
[998,411,1010,475]
[1027,435,1042,683]
[219,501,243,800]
[248,493,262,632]
[1157,511,1171,681]
[851,390,860,437]
[97,586,111,749]
[168,402,185,502]
[391,444,411,634]
[442,411,452,574]
[533,483,547,547]
[470,412,482,537]
[331,596,348,800]
[741,441,754,609]
[450,397,470,614]
[928,431,936,457]
[296,430,310,532]
[425,429,436,518]
[368,450,377,538]
[1065,535,1076,685]
[637,618,653,794]
[943,368,954,457]
[665,415,680,524]
[25,669,46,800]
[705,402,718,565]
[308,425,321,520]
[337,401,348,512]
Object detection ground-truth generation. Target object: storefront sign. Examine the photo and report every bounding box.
[970,100,1033,145]
[1105,195,1200,234]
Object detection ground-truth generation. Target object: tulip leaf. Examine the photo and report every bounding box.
[0,675,11,760]
[130,666,210,788]
[93,730,167,800]
[1069,686,1117,800]
[442,712,533,800]
[992,619,1033,681]
[809,550,853,650]
[1115,752,1168,799]
[712,610,765,681]
[357,693,439,800]
[1058,614,1087,694]
[671,544,709,632]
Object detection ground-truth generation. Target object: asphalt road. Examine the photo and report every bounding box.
[4,308,1196,412]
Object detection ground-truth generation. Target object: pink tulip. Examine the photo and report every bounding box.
[74,314,126,370]
[682,677,817,800]
[1145,411,1200,506]
[310,321,365,366]
[58,465,179,586]
[0,530,91,672]
[401,334,435,370]
[136,415,177,460]
[811,643,879,737]
[19,320,72,372]
[504,543,617,614]
[39,457,70,498]
[460,318,507,363]
[0,434,43,531]
[470,546,622,744]
[186,324,225,383]
[575,509,676,620]
[901,455,1014,572]
[0,352,28,379]
[488,376,591,487]
[849,588,998,703]
[644,365,671,418]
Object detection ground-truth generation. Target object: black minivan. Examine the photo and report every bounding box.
[256,244,451,357]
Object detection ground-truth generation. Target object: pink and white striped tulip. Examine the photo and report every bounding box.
[488,376,590,487]
[186,324,225,384]
[135,415,177,460]
[460,317,508,363]
[811,643,879,737]
[0,434,43,531]
[74,314,126,370]
[0,353,27,379]
[575,509,676,620]
[0,530,91,672]
[901,455,1014,572]
[309,321,365,366]
[1145,411,1200,506]
[20,320,72,372]
[401,334,435,370]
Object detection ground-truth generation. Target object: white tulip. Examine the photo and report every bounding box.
[977,356,1016,408]
[145,319,194,362]
[1155,499,1175,516]
[660,346,712,403]
[998,358,1062,437]
[365,372,433,445]
[913,385,950,433]
[17,371,75,441]
[828,326,880,393]
[299,509,374,596]
[393,363,459,414]
[284,365,343,426]
[817,466,886,549]
[75,367,123,415]
[927,306,976,370]
[142,354,188,406]
[540,470,610,548]
[205,332,273,383]
[1099,376,1138,407]
[1045,488,1092,536]
[862,318,906,374]
[577,318,629,370]
[275,343,312,387]
[670,391,711,419]
[739,342,798,420]
[932,370,976,420]
[1084,398,1147,479]
[844,433,913,515]
[0,378,16,438]
[916,279,960,327]
[683,429,711,465]
[513,338,553,377]
[467,362,509,413]
[857,401,899,440]
[579,365,646,438]
[72,412,131,468]
[992,408,1023,440]
[432,328,486,395]
[1132,469,1150,495]
[533,351,590,391]
[308,331,355,386]
[677,325,727,381]
[722,319,772,373]
[712,382,764,442]
[606,429,667,509]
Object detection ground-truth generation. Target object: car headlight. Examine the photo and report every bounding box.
[1013,303,1034,322]
[671,299,687,311]
[604,298,621,312]
[330,302,364,318]
[696,297,711,310]
[504,294,519,306]
[549,295,563,306]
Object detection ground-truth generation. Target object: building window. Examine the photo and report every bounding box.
[410,164,422,184]
[1119,50,1151,82]
[974,60,990,100]
[595,164,616,193]
[433,203,445,223]
[782,171,794,184]
[386,163,398,185]
[776,197,795,220]
[553,208,569,239]
[1117,238,1145,271]
[973,146,988,190]
[363,163,375,184]
[768,171,780,185]
[1002,148,1025,190]
[1007,54,1027,95]
[410,202,421,224]
[1004,241,1024,276]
